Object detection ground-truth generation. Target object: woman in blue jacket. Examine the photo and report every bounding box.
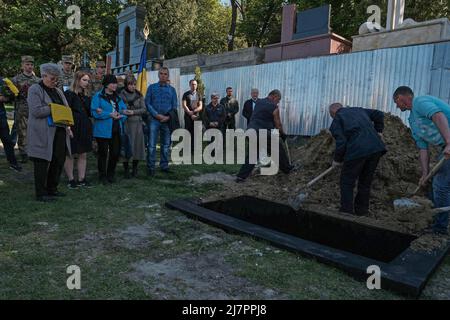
[91,75,127,184]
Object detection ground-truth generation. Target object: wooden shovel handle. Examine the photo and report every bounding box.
[284,140,292,166]
[413,158,447,195]
[306,166,335,188]
[431,206,450,214]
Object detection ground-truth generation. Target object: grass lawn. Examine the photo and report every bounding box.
[0,146,449,299]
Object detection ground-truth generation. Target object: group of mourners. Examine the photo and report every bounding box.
[0,57,259,202]
[1,55,449,235]
[24,64,176,202]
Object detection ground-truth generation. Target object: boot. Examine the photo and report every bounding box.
[132,160,138,178]
[123,162,131,179]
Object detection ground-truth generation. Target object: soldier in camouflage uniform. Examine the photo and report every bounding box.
[220,87,240,130]
[12,56,41,163]
[90,61,106,96]
[59,55,75,92]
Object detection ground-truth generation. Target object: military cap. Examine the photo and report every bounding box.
[21,56,34,63]
[62,55,74,64]
[96,61,106,68]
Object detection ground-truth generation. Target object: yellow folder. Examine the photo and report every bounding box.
[50,103,74,126]
[4,78,19,96]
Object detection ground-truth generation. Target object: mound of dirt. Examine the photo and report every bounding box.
[207,113,447,250]
[189,172,236,185]
[411,234,449,253]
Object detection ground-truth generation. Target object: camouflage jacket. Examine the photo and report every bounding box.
[220,96,239,118]
[90,74,104,96]
[12,72,41,107]
[59,70,74,91]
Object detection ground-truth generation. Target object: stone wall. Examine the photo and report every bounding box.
[163,47,265,75]
[352,18,450,52]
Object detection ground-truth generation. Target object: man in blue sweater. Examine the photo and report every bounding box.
[394,86,450,235]
[329,103,386,216]
[144,67,178,176]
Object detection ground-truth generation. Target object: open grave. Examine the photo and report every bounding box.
[168,114,450,297]
[166,196,450,297]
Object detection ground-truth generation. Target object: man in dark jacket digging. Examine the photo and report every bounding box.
[329,103,386,216]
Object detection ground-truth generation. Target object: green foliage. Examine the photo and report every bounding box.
[1,0,449,76]
[237,0,285,47]
[236,0,450,48]
[294,0,450,41]
[195,0,234,54]
[128,0,234,59]
[0,0,123,75]
[194,66,206,97]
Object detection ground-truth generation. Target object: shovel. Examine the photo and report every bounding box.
[284,139,292,166]
[394,157,447,210]
[289,166,336,210]
[431,206,450,214]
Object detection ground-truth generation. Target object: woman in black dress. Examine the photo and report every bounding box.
[64,71,93,188]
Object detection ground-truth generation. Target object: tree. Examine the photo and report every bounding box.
[0,0,124,75]
[194,0,232,55]
[237,0,285,47]
[194,66,206,115]
[293,0,450,41]
[194,66,205,98]
[128,0,233,58]
[234,0,450,49]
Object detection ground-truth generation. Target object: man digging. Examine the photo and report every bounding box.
[236,90,294,182]
[329,103,386,216]
[394,86,450,235]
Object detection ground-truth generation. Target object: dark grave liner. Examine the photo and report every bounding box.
[166,196,450,297]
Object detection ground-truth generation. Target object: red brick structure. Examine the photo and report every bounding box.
[265,4,352,63]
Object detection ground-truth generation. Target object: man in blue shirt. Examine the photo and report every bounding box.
[144,67,178,176]
[394,86,450,235]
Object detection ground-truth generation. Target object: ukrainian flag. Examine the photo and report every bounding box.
[136,41,148,96]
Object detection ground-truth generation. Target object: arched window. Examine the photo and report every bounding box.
[123,26,130,65]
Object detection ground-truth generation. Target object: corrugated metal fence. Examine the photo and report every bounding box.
[148,41,450,136]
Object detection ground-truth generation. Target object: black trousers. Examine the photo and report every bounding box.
[237,132,291,179]
[0,117,18,165]
[340,152,383,215]
[31,128,67,197]
[97,132,121,179]
[224,119,236,130]
[184,115,200,154]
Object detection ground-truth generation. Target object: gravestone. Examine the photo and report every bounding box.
[265,4,351,63]
[293,5,331,40]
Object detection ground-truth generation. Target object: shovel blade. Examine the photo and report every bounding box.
[289,192,308,211]
[393,198,421,209]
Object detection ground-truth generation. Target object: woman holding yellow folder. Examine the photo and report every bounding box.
[27,63,73,202]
